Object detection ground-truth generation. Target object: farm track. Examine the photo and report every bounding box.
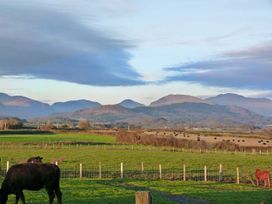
[117,183,210,204]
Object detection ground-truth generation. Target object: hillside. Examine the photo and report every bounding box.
[0,93,51,118]
[0,93,102,118]
[47,102,269,127]
[52,100,101,113]
[150,94,209,107]
[1,92,271,127]
[207,93,272,117]
[118,99,144,109]
[69,105,150,122]
[134,102,267,126]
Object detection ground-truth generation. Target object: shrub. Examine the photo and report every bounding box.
[0,118,23,130]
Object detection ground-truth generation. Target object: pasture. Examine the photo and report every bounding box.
[1,132,272,203]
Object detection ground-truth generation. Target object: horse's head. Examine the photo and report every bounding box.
[0,188,8,204]
[27,156,43,163]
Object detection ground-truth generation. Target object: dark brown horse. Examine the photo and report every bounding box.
[27,156,43,163]
[0,163,62,204]
[255,169,271,188]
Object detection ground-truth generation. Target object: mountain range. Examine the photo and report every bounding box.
[1,92,272,127]
[206,93,272,117]
[0,93,101,118]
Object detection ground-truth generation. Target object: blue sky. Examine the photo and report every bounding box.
[0,0,272,104]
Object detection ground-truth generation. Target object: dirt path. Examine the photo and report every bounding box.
[122,183,210,204]
[159,191,209,204]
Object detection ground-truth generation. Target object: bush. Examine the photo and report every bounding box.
[77,119,90,130]
[0,118,23,130]
[117,130,207,149]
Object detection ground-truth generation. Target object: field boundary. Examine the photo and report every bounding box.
[0,159,258,185]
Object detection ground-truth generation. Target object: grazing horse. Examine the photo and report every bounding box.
[27,156,43,163]
[255,169,271,188]
[0,163,62,204]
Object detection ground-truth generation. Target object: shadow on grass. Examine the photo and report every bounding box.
[94,179,272,204]
[3,178,272,204]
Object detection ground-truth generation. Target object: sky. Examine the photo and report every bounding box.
[0,0,272,105]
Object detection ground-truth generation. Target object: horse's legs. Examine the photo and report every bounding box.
[19,191,25,204]
[265,178,270,188]
[256,178,259,187]
[14,190,25,204]
[264,179,267,188]
[54,186,62,204]
[46,188,55,204]
[15,193,20,204]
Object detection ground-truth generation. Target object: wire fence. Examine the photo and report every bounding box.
[0,159,254,185]
[1,142,272,155]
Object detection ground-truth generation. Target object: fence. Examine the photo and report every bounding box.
[1,142,272,155]
[0,160,250,184]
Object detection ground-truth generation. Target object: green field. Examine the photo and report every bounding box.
[1,133,272,203]
[0,133,115,143]
[0,178,271,204]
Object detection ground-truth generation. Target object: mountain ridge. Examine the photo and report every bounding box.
[150,94,209,107]
[46,102,270,127]
[118,99,144,109]
[1,92,272,126]
[207,93,272,116]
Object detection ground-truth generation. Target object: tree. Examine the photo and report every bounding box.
[77,119,90,130]
[0,118,23,130]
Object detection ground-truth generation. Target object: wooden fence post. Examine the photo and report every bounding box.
[99,162,102,179]
[6,161,9,172]
[159,164,162,179]
[141,162,144,175]
[183,164,186,181]
[80,163,83,179]
[236,167,240,184]
[204,165,207,182]
[219,164,223,182]
[121,162,124,179]
[135,191,152,204]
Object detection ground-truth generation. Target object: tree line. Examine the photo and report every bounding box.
[0,118,23,130]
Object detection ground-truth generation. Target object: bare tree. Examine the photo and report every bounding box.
[0,118,23,130]
[77,119,90,130]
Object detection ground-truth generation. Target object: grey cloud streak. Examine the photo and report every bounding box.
[0,1,144,86]
[164,41,272,89]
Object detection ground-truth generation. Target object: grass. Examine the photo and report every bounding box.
[0,178,175,204]
[0,178,271,204]
[1,133,272,203]
[1,144,272,177]
[128,180,272,204]
[0,133,115,143]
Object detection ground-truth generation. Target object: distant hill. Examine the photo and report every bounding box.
[1,92,271,127]
[0,93,101,119]
[0,92,48,108]
[69,105,149,122]
[0,93,11,102]
[49,102,269,127]
[118,99,144,109]
[150,94,209,107]
[52,100,101,113]
[135,102,266,126]
[0,93,51,118]
[207,93,272,117]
